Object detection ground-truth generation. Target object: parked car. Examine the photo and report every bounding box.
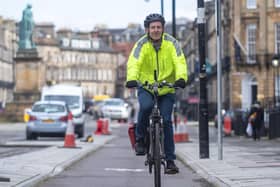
[89,100,106,119]
[101,98,132,122]
[41,84,85,138]
[26,101,71,140]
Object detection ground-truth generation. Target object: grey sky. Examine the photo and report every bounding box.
[0,0,197,30]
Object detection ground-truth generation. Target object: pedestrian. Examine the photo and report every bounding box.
[125,13,188,174]
[248,101,264,140]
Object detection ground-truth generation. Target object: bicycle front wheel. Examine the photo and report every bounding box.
[154,122,161,187]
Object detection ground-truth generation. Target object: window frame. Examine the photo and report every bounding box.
[247,0,257,9]
[276,0,280,7]
[275,23,280,54]
[246,24,257,64]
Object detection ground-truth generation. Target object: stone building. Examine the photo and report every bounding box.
[182,21,199,120]
[230,0,280,109]
[204,0,231,117]
[182,0,231,119]
[34,23,125,99]
[0,17,16,109]
[184,0,280,120]
[105,24,144,99]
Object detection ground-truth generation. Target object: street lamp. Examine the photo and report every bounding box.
[272,55,280,107]
[144,0,164,16]
[144,0,176,38]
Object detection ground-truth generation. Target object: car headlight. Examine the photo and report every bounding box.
[27,122,33,127]
[74,113,83,118]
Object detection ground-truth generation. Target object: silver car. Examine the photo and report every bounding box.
[26,101,70,140]
[101,98,132,122]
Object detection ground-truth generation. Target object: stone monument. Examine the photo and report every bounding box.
[17,4,38,57]
[4,4,44,121]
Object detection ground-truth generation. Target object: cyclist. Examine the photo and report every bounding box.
[126,13,188,174]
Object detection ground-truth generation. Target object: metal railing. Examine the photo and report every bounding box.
[268,108,280,139]
[235,54,274,68]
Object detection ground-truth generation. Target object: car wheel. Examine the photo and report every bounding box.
[77,125,84,138]
[26,130,37,140]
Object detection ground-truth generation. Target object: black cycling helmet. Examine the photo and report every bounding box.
[144,13,165,28]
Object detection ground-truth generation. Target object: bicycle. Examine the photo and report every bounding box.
[136,74,176,187]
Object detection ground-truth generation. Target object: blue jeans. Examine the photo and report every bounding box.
[136,88,176,160]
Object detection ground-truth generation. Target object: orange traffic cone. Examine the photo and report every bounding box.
[95,118,103,135]
[173,117,181,143]
[179,119,189,142]
[174,117,189,143]
[63,112,77,148]
[223,116,232,136]
[128,123,136,149]
[102,118,111,135]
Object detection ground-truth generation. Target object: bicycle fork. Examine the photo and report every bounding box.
[145,110,165,173]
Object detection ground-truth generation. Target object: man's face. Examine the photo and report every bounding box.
[148,21,163,41]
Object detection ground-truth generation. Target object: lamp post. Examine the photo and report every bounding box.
[172,0,176,38]
[144,0,164,16]
[144,0,176,38]
[197,0,209,159]
[272,55,280,107]
[161,0,164,16]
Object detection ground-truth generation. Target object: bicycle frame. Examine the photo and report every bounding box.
[144,84,164,187]
[140,79,175,187]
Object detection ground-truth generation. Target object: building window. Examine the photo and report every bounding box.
[93,69,97,81]
[246,24,257,64]
[276,23,280,53]
[247,0,256,9]
[276,0,280,7]
[108,70,112,81]
[59,69,63,80]
[274,23,280,99]
[98,70,102,81]
[101,70,106,81]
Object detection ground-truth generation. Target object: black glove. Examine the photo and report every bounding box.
[126,80,138,88]
[174,78,186,88]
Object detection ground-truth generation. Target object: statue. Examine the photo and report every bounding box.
[19,4,36,49]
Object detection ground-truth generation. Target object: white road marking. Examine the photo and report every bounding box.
[105,168,145,172]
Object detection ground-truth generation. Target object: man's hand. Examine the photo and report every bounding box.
[126,80,138,88]
[174,78,186,88]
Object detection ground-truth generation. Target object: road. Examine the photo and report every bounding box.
[0,115,96,159]
[0,114,237,186]
[1,114,280,186]
[38,123,211,187]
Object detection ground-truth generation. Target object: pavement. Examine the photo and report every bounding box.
[0,134,116,187]
[176,122,280,187]
[0,121,280,187]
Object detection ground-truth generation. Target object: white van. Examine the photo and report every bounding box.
[41,84,85,137]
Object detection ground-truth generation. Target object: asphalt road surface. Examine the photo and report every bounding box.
[38,124,211,187]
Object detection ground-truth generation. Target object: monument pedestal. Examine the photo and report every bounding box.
[3,49,44,121]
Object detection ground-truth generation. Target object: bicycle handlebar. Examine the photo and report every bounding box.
[136,80,179,91]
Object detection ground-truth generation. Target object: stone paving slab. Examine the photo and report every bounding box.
[0,135,116,187]
[1,122,280,187]
[176,137,280,187]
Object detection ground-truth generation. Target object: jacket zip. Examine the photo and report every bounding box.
[156,50,159,80]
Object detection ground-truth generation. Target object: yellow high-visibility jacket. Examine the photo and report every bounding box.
[126,33,188,96]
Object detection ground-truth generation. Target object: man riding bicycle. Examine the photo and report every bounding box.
[126,13,188,174]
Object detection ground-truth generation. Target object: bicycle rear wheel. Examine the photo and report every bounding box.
[154,122,161,187]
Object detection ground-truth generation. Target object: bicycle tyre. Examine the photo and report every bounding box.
[154,122,161,187]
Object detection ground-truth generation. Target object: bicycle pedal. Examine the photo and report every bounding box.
[145,160,148,166]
